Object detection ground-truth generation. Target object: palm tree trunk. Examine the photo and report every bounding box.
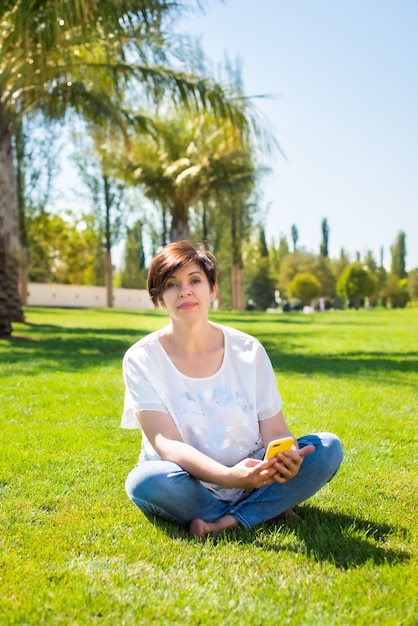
[15,120,28,306]
[231,264,245,310]
[0,130,25,337]
[170,211,191,242]
[230,208,245,310]
[104,250,113,307]
[103,175,114,308]
[19,246,28,305]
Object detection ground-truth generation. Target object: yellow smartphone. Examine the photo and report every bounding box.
[264,436,294,460]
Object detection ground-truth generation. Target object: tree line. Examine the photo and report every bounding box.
[245,225,415,311]
[24,197,417,311]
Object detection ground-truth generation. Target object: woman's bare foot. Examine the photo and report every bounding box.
[266,508,301,526]
[189,514,239,538]
[280,508,301,520]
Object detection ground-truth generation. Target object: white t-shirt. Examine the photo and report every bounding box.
[121,323,282,503]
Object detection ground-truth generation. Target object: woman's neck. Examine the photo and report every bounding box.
[163,320,216,355]
[159,321,224,378]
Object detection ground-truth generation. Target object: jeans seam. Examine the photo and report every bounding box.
[229,484,271,528]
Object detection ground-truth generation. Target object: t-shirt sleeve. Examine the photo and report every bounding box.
[255,343,282,420]
[121,347,167,429]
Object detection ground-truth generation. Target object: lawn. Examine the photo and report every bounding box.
[1,306,417,625]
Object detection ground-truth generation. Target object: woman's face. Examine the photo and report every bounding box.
[158,262,216,320]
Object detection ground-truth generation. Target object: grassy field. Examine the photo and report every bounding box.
[1,306,417,625]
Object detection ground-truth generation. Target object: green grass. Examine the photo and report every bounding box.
[1,306,417,625]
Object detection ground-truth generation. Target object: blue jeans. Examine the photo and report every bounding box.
[125,433,343,530]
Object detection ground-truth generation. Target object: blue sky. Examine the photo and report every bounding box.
[177,0,418,270]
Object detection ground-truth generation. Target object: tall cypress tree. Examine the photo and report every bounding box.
[391,231,407,279]
[291,225,299,251]
[259,226,269,257]
[320,218,329,257]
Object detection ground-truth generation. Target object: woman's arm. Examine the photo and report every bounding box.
[136,410,278,490]
[259,409,298,449]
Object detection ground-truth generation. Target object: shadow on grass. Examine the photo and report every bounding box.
[3,326,416,379]
[217,313,312,325]
[256,504,411,569]
[151,505,411,570]
[267,350,418,378]
[2,324,148,372]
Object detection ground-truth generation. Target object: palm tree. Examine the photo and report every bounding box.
[118,110,261,307]
[120,109,260,237]
[0,0,248,337]
[123,114,222,242]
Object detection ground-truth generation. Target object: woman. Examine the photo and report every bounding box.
[122,241,343,537]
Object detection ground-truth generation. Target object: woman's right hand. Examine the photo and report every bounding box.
[226,457,278,490]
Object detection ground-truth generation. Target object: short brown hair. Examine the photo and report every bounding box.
[147,240,217,306]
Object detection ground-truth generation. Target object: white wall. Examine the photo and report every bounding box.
[26,283,154,310]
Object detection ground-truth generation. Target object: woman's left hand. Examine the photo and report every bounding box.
[269,445,315,484]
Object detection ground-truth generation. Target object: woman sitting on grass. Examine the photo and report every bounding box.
[122,241,343,537]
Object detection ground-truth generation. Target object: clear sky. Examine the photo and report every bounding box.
[177,0,418,270]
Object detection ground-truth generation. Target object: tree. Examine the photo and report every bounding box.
[391,231,407,279]
[291,224,299,251]
[121,79,264,244]
[336,262,376,308]
[0,0,250,337]
[244,226,276,310]
[245,257,276,311]
[278,235,290,259]
[408,269,418,303]
[379,246,385,269]
[277,249,337,302]
[258,226,269,258]
[363,250,378,273]
[381,274,409,308]
[279,250,309,297]
[204,171,258,310]
[14,116,63,304]
[268,234,289,291]
[26,211,103,285]
[74,133,129,306]
[310,255,336,299]
[120,105,263,308]
[373,266,388,305]
[331,247,350,283]
[119,221,147,289]
[320,218,329,257]
[288,273,321,305]
[362,249,389,305]
[124,114,209,243]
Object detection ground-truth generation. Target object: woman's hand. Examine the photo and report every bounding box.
[227,444,315,490]
[268,445,315,484]
[225,457,279,490]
